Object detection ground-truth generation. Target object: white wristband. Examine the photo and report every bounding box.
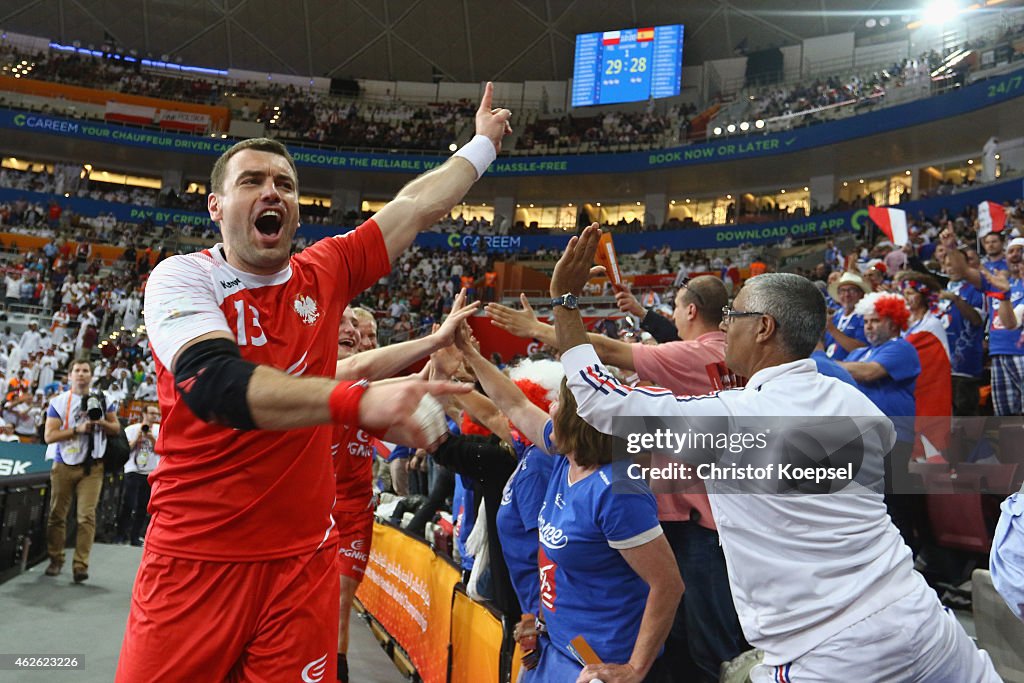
[453,134,496,180]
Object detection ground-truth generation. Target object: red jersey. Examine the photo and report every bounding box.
[332,424,375,516]
[143,220,390,561]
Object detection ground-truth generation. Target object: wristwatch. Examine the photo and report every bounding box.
[550,293,579,310]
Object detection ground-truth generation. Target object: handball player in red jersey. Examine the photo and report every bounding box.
[116,84,511,682]
[331,293,477,682]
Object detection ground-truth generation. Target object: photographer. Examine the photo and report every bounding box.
[116,405,161,546]
[42,358,120,583]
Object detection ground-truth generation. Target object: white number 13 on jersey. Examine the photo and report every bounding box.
[233,300,267,347]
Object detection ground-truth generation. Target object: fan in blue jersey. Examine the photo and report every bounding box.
[937,254,986,416]
[948,237,1024,417]
[533,382,682,683]
[824,272,870,360]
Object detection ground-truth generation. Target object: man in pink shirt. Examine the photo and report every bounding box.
[487,275,746,682]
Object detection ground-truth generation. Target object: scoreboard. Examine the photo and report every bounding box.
[571,25,685,108]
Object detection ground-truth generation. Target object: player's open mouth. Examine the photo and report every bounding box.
[254,209,283,236]
[339,339,355,348]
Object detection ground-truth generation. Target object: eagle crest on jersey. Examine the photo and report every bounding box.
[293,295,320,325]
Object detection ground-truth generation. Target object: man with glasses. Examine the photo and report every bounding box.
[116,404,162,546]
[551,225,999,683]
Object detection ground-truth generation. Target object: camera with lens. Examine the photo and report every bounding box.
[81,394,105,421]
[141,424,150,433]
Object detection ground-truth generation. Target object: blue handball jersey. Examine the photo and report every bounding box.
[942,280,985,376]
[825,310,867,361]
[988,276,1024,357]
[495,421,556,617]
[846,338,920,442]
[538,455,661,666]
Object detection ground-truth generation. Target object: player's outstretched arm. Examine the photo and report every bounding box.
[170,331,469,449]
[372,82,512,262]
[336,289,479,381]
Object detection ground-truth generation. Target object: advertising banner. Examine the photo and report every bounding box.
[356,523,461,683]
[449,590,503,683]
[4,65,1024,176]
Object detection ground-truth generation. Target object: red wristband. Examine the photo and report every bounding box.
[329,380,369,427]
[329,380,390,438]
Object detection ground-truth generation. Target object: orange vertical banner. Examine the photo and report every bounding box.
[356,523,461,683]
[449,590,504,683]
[594,231,623,285]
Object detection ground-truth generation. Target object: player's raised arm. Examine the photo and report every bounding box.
[371,82,512,262]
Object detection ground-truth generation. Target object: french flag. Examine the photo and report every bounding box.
[867,206,909,246]
[977,201,1007,240]
[602,30,621,45]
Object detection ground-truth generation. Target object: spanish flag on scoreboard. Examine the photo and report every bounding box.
[602,31,621,45]
[637,27,655,42]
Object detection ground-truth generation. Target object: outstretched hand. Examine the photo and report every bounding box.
[358,379,471,450]
[550,223,604,298]
[476,82,513,153]
[435,288,480,347]
[486,293,542,339]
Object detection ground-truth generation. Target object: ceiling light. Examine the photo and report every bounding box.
[726,124,736,133]
[739,121,750,131]
[755,119,765,129]
[713,126,722,135]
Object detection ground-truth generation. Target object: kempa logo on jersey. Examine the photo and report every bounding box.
[294,295,320,325]
[301,653,328,683]
[219,277,241,290]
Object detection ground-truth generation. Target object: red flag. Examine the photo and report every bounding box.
[905,327,952,459]
[867,206,909,246]
[977,201,1007,240]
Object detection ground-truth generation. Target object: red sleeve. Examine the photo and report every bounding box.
[299,219,391,301]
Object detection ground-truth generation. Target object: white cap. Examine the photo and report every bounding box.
[1009,237,1024,249]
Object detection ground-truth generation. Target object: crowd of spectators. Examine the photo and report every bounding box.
[516,102,697,152]
[7,21,1014,159]
[263,95,474,152]
[0,45,221,104]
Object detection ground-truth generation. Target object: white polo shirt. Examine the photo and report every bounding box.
[562,345,928,666]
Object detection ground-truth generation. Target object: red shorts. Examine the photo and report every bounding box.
[334,509,373,581]
[116,545,339,683]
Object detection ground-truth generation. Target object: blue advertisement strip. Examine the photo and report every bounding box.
[0,442,50,477]
[3,66,1024,176]
[0,187,215,230]
[5,177,1023,252]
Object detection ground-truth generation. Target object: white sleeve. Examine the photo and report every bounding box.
[561,343,732,436]
[144,254,232,369]
[124,424,141,441]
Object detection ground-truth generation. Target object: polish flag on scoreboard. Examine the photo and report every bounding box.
[977,201,1007,240]
[602,31,621,45]
[867,205,909,246]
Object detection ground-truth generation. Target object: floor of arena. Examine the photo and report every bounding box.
[0,544,407,682]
